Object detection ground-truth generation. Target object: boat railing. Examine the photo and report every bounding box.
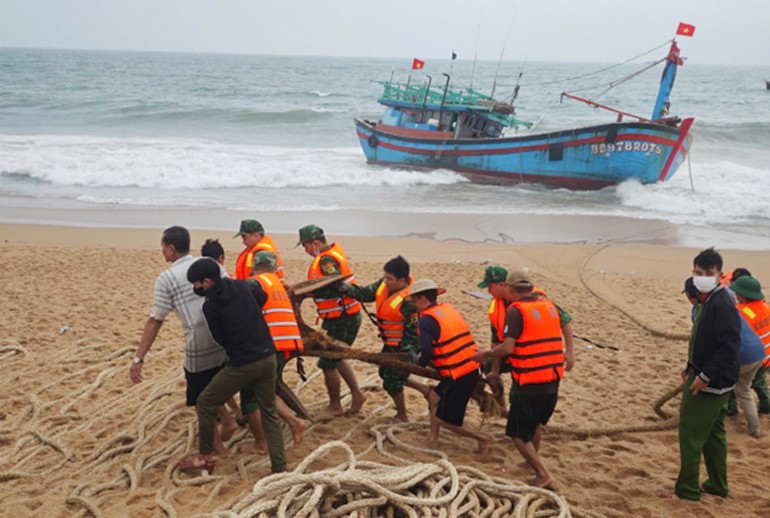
[377,81,533,129]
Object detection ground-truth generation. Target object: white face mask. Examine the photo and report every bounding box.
[692,275,718,293]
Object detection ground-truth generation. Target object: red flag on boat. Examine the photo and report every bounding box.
[412,58,425,70]
[676,22,696,37]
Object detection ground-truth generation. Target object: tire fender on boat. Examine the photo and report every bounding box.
[368,134,378,148]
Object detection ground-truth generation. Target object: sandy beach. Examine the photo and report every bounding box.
[2,221,770,517]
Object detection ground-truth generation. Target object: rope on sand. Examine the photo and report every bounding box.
[546,382,684,437]
[578,240,690,341]
[0,339,29,360]
[228,440,573,518]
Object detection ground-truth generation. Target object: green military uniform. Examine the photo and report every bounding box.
[346,278,418,395]
[314,254,362,370]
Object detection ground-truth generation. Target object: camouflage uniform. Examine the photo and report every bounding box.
[346,278,418,396]
[314,254,362,370]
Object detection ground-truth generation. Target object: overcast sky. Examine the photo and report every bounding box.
[1,0,768,66]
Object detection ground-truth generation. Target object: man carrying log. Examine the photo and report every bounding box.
[340,255,429,423]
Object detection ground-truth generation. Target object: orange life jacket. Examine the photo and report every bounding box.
[254,234,285,284]
[488,298,508,343]
[252,272,303,359]
[737,299,770,368]
[488,287,547,343]
[419,303,480,380]
[234,244,258,280]
[308,243,362,319]
[375,277,413,347]
[720,272,733,289]
[506,298,564,386]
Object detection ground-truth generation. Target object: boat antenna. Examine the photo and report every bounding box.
[469,8,483,90]
[491,5,517,98]
[491,46,505,98]
[389,66,395,86]
[509,55,527,106]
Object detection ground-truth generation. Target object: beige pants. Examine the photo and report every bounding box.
[735,359,763,437]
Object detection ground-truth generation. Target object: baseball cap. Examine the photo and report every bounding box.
[477,265,508,288]
[506,267,534,289]
[297,224,325,246]
[252,250,277,271]
[234,219,264,238]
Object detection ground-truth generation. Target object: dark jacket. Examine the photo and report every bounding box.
[689,286,741,394]
[202,278,275,367]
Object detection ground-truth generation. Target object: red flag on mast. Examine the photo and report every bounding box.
[412,58,425,70]
[676,22,696,37]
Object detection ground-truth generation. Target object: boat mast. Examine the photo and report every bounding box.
[421,75,432,123]
[438,73,451,129]
[651,40,682,121]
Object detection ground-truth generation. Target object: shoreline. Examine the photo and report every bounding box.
[2,203,770,250]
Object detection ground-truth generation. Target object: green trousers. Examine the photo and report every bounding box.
[675,377,730,500]
[751,365,770,412]
[197,354,286,473]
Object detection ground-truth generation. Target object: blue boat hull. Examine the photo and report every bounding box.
[355,118,694,190]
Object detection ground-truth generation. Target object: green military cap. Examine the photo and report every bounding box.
[477,265,509,288]
[252,250,277,271]
[234,219,264,238]
[731,276,765,301]
[297,224,324,246]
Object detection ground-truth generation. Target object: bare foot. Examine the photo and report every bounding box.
[238,441,268,455]
[659,489,679,499]
[315,405,344,422]
[531,474,554,489]
[425,437,439,450]
[478,434,493,455]
[388,414,408,424]
[220,421,239,442]
[348,392,367,415]
[290,420,305,447]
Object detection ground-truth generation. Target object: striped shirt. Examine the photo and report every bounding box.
[150,254,227,373]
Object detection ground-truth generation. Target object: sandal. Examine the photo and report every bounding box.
[177,455,215,474]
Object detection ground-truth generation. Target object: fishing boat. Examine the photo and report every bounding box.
[354,40,694,190]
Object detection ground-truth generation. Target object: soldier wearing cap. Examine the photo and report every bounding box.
[731,275,770,416]
[472,268,571,489]
[298,224,366,417]
[233,219,285,283]
[341,255,429,423]
[409,279,493,455]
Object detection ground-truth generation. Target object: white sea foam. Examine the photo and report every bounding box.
[616,160,770,225]
[0,134,463,190]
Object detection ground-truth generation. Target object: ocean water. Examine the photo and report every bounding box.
[1,47,769,241]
